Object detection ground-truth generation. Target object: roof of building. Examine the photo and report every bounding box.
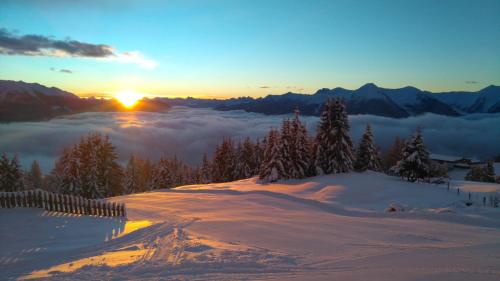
[429,153,462,162]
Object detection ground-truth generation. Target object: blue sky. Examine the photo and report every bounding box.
[0,0,499,98]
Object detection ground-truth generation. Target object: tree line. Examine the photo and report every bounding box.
[1,98,498,198]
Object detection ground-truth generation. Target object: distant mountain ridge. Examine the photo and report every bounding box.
[1,80,499,121]
[0,80,170,122]
[209,83,500,118]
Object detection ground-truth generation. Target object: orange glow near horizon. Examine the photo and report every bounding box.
[115,90,142,108]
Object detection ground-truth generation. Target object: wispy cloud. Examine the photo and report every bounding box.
[50,67,74,74]
[465,80,479,84]
[0,28,157,69]
[259,86,271,89]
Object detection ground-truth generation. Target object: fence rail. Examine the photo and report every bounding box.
[0,190,126,217]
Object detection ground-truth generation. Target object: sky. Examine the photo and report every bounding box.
[0,0,499,98]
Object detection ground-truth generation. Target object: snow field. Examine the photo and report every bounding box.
[1,171,499,280]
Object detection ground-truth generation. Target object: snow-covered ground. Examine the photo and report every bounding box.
[1,172,500,280]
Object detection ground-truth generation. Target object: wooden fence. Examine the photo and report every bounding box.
[0,190,126,218]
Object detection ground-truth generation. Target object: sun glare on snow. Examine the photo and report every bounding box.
[116,90,142,108]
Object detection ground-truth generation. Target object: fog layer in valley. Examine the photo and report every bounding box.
[0,107,499,172]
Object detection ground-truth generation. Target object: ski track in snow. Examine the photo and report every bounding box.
[1,171,500,280]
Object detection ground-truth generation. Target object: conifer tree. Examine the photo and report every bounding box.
[0,153,9,191]
[254,139,265,175]
[392,128,430,182]
[383,136,405,171]
[0,153,24,192]
[259,129,286,182]
[10,154,24,191]
[234,140,245,180]
[307,137,318,177]
[237,137,257,179]
[125,155,141,194]
[25,160,43,190]
[290,108,310,178]
[354,124,382,172]
[211,138,236,182]
[96,135,123,197]
[314,99,354,174]
[280,119,293,179]
[51,133,123,198]
[153,156,173,189]
[200,153,212,184]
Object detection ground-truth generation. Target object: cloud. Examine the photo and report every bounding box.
[259,86,271,89]
[0,28,157,69]
[466,80,479,84]
[0,107,498,173]
[110,51,157,70]
[50,67,73,74]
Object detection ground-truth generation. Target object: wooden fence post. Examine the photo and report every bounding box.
[107,202,112,217]
[15,192,20,208]
[27,190,31,208]
[37,190,42,208]
[102,201,107,217]
[122,203,126,218]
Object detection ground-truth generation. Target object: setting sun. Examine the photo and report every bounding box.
[115,90,142,108]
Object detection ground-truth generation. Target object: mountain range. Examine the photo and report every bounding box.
[1,80,499,121]
[0,80,170,122]
[209,83,500,118]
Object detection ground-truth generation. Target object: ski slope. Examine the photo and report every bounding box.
[1,172,500,280]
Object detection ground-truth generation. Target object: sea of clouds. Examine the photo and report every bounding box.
[0,107,499,173]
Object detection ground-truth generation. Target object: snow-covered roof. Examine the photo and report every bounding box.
[429,153,462,162]
[429,153,483,164]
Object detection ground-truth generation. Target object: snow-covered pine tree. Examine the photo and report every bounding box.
[51,133,123,198]
[259,128,286,182]
[169,156,183,186]
[200,153,212,184]
[314,99,354,174]
[211,138,236,182]
[354,124,382,172]
[52,147,77,194]
[24,160,43,190]
[96,134,123,197]
[88,135,102,198]
[234,140,245,180]
[290,108,310,178]
[152,156,173,189]
[280,119,293,179]
[0,153,24,192]
[254,138,265,175]
[307,136,318,177]
[124,155,140,194]
[330,99,355,173]
[139,158,154,191]
[238,137,257,179]
[0,153,9,191]
[392,128,430,182]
